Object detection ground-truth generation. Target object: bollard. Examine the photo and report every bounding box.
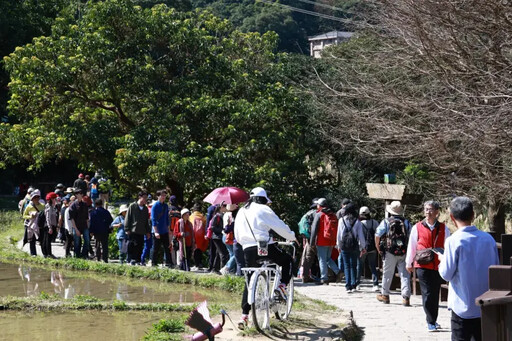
[476,263,512,341]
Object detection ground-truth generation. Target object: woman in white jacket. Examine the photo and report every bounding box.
[234,187,297,329]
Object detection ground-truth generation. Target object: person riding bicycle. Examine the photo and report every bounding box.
[234,187,297,330]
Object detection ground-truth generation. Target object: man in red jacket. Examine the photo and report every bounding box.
[406,200,451,332]
[309,198,341,285]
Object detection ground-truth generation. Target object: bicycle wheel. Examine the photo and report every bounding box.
[275,278,294,320]
[251,272,270,332]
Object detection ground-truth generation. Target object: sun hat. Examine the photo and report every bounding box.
[181,208,190,216]
[45,192,58,201]
[386,201,404,216]
[249,187,272,203]
[65,187,74,194]
[27,187,35,194]
[119,204,128,214]
[30,189,41,199]
[359,206,371,216]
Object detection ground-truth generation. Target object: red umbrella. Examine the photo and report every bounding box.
[203,187,249,205]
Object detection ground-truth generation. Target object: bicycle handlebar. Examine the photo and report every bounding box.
[277,241,296,259]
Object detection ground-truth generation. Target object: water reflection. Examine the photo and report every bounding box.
[3,263,227,304]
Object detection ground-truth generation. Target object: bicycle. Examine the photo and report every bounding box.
[241,241,296,332]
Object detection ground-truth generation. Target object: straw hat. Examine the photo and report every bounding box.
[119,204,128,214]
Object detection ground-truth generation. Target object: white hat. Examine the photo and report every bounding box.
[119,204,128,214]
[250,187,272,203]
[386,201,404,216]
[181,208,190,216]
[317,198,328,207]
[65,187,74,194]
[30,189,41,199]
[359,206,371,216]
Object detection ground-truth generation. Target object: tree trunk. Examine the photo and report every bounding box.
[487,199,505,241]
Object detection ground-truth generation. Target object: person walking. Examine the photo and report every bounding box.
[298,198,319,283]
[337,203,366,293]
[357,206,380,291]
[439,197,499,341]
[310,198,342,285]
[406,200,451,332]
[210,203,230,271]
[112,204,129,263]
[151,189,172,267]
[73,173,88,196]
[22,189,44,257]
[68,189,91,259]
[42,192,59,258]
[234,187,297,330]
[89,198,113,262]
[174,208,194,271]
[375,201,412,305]
[189,204,208,270]
[124,191,151,265]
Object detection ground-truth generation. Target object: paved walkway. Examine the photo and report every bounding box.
[295,280,452,341]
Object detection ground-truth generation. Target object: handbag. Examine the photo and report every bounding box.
[414,224,440,265]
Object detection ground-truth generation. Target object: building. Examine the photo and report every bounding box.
[308,31,354,58]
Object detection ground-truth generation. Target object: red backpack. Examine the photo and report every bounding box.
[322,211,338,245]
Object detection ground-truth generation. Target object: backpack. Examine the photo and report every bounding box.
[385,216,408,256]
[321,211,338,245]
[361,220,376,252]
[341,219,359,251]
[298,210,315,238]
[90,183,99,196]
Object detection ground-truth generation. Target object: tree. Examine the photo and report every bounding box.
[310,0,512,236]
[3,0,326,222]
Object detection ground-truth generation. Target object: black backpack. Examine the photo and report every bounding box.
[361,220,376,252]
[385,216,408,256]
[341,219,359,251]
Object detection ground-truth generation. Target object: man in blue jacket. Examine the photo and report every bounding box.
[151,189,171,267]
[89,198,113,262]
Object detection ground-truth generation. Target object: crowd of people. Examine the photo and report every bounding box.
[18,176,500,340]
[298,196,499,340]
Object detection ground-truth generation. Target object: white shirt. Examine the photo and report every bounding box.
[234,203,296,250]
[405,220,451,268]
[64,206,74,233]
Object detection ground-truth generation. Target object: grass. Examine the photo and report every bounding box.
[0,293,197,312]
[0,210,245,293]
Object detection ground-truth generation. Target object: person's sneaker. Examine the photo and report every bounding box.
[220,266,229,276]
[355,285,361,291]
[190,266,198,271]
[435,322,441,329]
[237,315,249,330]
[403,298,411,306]
[376,294,390,304]
[372,285,380,292]
[347,288,353,293]
[427,323,438,332]
[275,284,288,301]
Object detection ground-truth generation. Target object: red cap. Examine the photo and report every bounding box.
[79,173,84,178]
[45,192,58,201]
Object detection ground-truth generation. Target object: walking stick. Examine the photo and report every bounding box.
[181,219,189,271]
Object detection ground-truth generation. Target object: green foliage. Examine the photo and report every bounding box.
[3,0,329,226]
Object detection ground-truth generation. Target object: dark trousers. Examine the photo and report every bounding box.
[151,233,171,266]
[451,311,481,341]
[417,268,443,324]
[64,230,73,257]
[29,238,37,256]
[40,226,53,257]
[128,233,145,264]
[241,244,293,314]
[94,233,109,263]
[357,250,379,286]
[193,249,203,268]
[233,242,245,276]
[180,246,192,271]
[208,240,219,270]
[212,239,229,268]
